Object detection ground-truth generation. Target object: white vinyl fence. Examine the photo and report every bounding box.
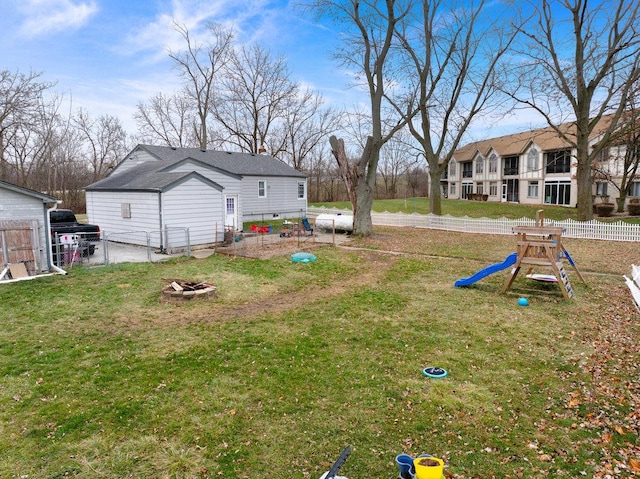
[307,207,640,242]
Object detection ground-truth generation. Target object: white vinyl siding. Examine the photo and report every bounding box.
[162,178,224,247]
[0,186,52,272]
[241,176,306,221]
[86,191,160,246]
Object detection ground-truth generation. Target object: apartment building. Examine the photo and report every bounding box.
[445,115,637,208]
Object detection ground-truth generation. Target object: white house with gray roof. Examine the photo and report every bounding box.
[0,180,61,274]
[85,145,308,249]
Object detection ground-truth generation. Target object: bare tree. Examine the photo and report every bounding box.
[0,69,55,180]
[312,0,412,236]
[3,90,65,190]
[305,145,344,202]
[74,108,130,181]
[378,129,419,199]
[213,44,298,156]
[511,0,640,220]
[396,0,518,215]
[169,22,234,150]
[280,89,339,170]
[593,107,640,212]
[35,100,92,210]
[134,91,197,147]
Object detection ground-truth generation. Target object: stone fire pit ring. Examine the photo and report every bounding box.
[161,279,217,302]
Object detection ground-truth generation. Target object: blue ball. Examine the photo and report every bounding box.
[518,297,529,307]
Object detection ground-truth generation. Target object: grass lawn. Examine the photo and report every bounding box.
[1,228,638,478]
[311,198,640,224]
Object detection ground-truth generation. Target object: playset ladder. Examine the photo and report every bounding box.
[501,224,583,300]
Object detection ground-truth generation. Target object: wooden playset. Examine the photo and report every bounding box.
[501,211,584,300]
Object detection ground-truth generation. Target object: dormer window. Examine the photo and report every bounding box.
[489,153,498,173]
[527,148,538,172]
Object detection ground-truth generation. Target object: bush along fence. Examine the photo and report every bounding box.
[306,207,640,242]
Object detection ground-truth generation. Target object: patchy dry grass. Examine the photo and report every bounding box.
[0,226,638,478]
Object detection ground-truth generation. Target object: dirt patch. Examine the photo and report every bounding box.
[197,247,394,323]
[214,231,349,259]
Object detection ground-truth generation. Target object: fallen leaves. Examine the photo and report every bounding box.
[569,283,640,478]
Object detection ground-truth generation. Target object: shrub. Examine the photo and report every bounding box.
[596,203,615,217]
[628,202,640,216]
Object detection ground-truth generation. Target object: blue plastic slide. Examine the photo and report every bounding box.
[454,252,518,287]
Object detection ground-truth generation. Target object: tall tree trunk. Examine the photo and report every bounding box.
[352,138,376,235]
[329,135,358,210]
[575,160,593,219]
[429,167,442,214]
[575,119,594,220]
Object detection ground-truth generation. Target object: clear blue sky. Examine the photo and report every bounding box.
[1,0,544,139]
[0,0,354,133]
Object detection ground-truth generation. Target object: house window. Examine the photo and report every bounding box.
[489,182,498,196]
[475,156,484,174]
[449,183,456,196]
[449,160,457,177]
[297,182,306,199]
[258,180,267,198]
[121,203,131,219]
[462,162,473,178]
[544,180,571,206]
[503,156,519,176]
[489,154,498,173]
[595,182,608,197]
[476,182,484,194]
[527,148,538,172]
[598,148,610,162]
[545,149,571,174]
[528,181,539,198]
[226,197,235,215]
[629,182,640,197]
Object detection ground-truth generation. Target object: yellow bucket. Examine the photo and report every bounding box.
[413,456,444,479]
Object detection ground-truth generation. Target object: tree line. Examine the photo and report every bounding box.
[0,24,426,212]
[2,0,640,227]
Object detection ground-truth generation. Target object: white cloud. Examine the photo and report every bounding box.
[118,0,284,63]
[18,0,98,37]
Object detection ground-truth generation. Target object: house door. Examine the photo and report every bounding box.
[461,183,473,199]
[225,195,238,229]
[502,180,519,202]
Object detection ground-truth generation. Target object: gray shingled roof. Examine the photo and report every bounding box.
[0,180,60,202]
[86,145,306,191]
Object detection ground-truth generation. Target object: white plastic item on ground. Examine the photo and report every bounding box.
[319,473,348,479]
[315,213,354,232]
[624,263,640,311]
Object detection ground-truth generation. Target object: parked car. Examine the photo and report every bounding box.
[50,209,101,259]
